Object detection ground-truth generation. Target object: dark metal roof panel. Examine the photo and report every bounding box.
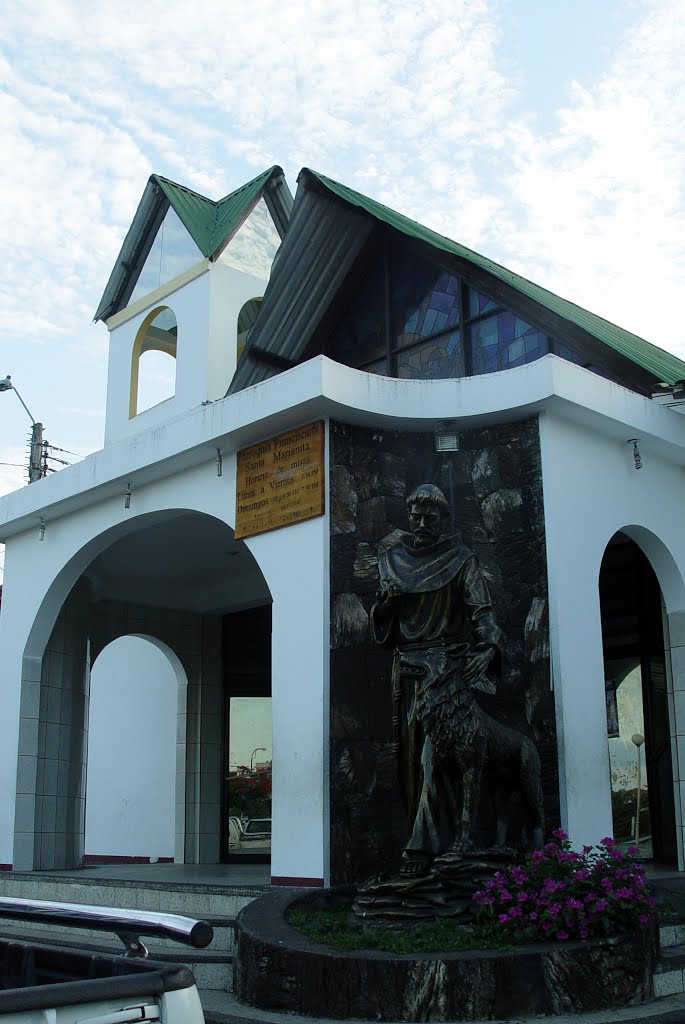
[228,186,373,394]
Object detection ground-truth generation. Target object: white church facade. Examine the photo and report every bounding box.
[2,165,685,885]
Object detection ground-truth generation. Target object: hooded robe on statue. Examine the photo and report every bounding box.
[371,529,502,865]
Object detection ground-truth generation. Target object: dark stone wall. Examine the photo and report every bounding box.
[329,418,558,885]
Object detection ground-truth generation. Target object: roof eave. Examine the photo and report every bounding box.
[94,178,169,323]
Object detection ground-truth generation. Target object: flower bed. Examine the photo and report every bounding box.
[474,830,656,944]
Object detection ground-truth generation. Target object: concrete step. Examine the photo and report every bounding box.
[655,923,685,998]
[0,872,265,920]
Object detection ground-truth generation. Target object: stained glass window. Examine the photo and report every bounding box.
[470,313,547,374]
[397,331,463,380]
[467,287,498,319]
[392,248,460,349]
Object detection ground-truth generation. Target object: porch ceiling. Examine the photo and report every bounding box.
[84,512,270,614]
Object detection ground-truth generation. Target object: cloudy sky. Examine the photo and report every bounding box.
[1,0,684,575]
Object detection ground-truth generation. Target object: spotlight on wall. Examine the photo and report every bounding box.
[216,448,223,477]
[627,438,642,470]
[124,482,132,509]
[435,422,459,452]
[38,517,46,542]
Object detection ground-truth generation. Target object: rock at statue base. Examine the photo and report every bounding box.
[352,847,518,928]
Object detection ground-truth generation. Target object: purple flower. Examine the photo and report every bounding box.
[552,828,568,841]
[601,837,617,848]
[556,930,569,940]
[638,914,652,924]
[594,899,607,912]
[498,913,510,924]
[517,891,529,903]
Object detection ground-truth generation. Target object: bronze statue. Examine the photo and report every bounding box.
[371,484,543,878]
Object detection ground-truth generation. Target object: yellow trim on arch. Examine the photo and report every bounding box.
[129,306,178,418]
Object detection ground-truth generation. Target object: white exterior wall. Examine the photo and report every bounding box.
[104,264,268,446]
[5,355,685,875]
[540,407,685,861]
[0,427,330,876]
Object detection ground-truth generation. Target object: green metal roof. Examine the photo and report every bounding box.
[154,166,282,258]
[302,168,685,386]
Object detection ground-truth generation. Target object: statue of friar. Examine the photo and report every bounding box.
[372,483,538,878]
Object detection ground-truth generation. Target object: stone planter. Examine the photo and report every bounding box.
[234,889,657,1021]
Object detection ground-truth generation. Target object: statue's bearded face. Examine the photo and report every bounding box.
[408,502,443,549]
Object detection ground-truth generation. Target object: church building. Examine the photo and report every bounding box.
[2,164,685,885]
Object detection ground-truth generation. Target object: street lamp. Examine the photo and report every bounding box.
[0,375,44,483]
[250,747,266,773]
[632,733,645,845]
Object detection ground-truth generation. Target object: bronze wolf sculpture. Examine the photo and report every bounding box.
[400,645,545,855]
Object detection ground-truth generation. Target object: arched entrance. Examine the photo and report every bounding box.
[85,636,186,864]
[14,509,272,872]
[599,532,677,864]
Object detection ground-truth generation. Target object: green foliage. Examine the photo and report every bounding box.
[285,902,506,954]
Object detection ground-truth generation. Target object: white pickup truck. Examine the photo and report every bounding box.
[0,896,212,1022]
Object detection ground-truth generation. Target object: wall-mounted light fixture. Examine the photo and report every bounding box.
[435,422,459,453]
[124,482,132,509]
[38,517,46,542]
[216,449,223,477]
[627,438,642,470]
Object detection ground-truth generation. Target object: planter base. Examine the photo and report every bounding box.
[234,889,657,1021]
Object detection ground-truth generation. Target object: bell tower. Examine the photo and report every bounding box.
[95,167,292,446]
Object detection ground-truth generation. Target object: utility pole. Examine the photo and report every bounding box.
[0,375,45,484]
[29,423,44,483]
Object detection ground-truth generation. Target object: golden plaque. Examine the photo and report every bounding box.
[235,421,325,539]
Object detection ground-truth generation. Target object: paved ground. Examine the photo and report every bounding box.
[200,989,685,1024]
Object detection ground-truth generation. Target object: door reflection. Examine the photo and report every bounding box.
[227,697,272,856]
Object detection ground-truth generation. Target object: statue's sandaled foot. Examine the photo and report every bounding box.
[399,852,432,878]
[448,837,475,855]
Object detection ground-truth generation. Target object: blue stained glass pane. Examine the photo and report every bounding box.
[508,338,524,363]
[392,245,460,348]
[470,313,548,376]
[467,287,498,319]
[397,331,463,380]
[497,312,516,344]
[471,315,498,350]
